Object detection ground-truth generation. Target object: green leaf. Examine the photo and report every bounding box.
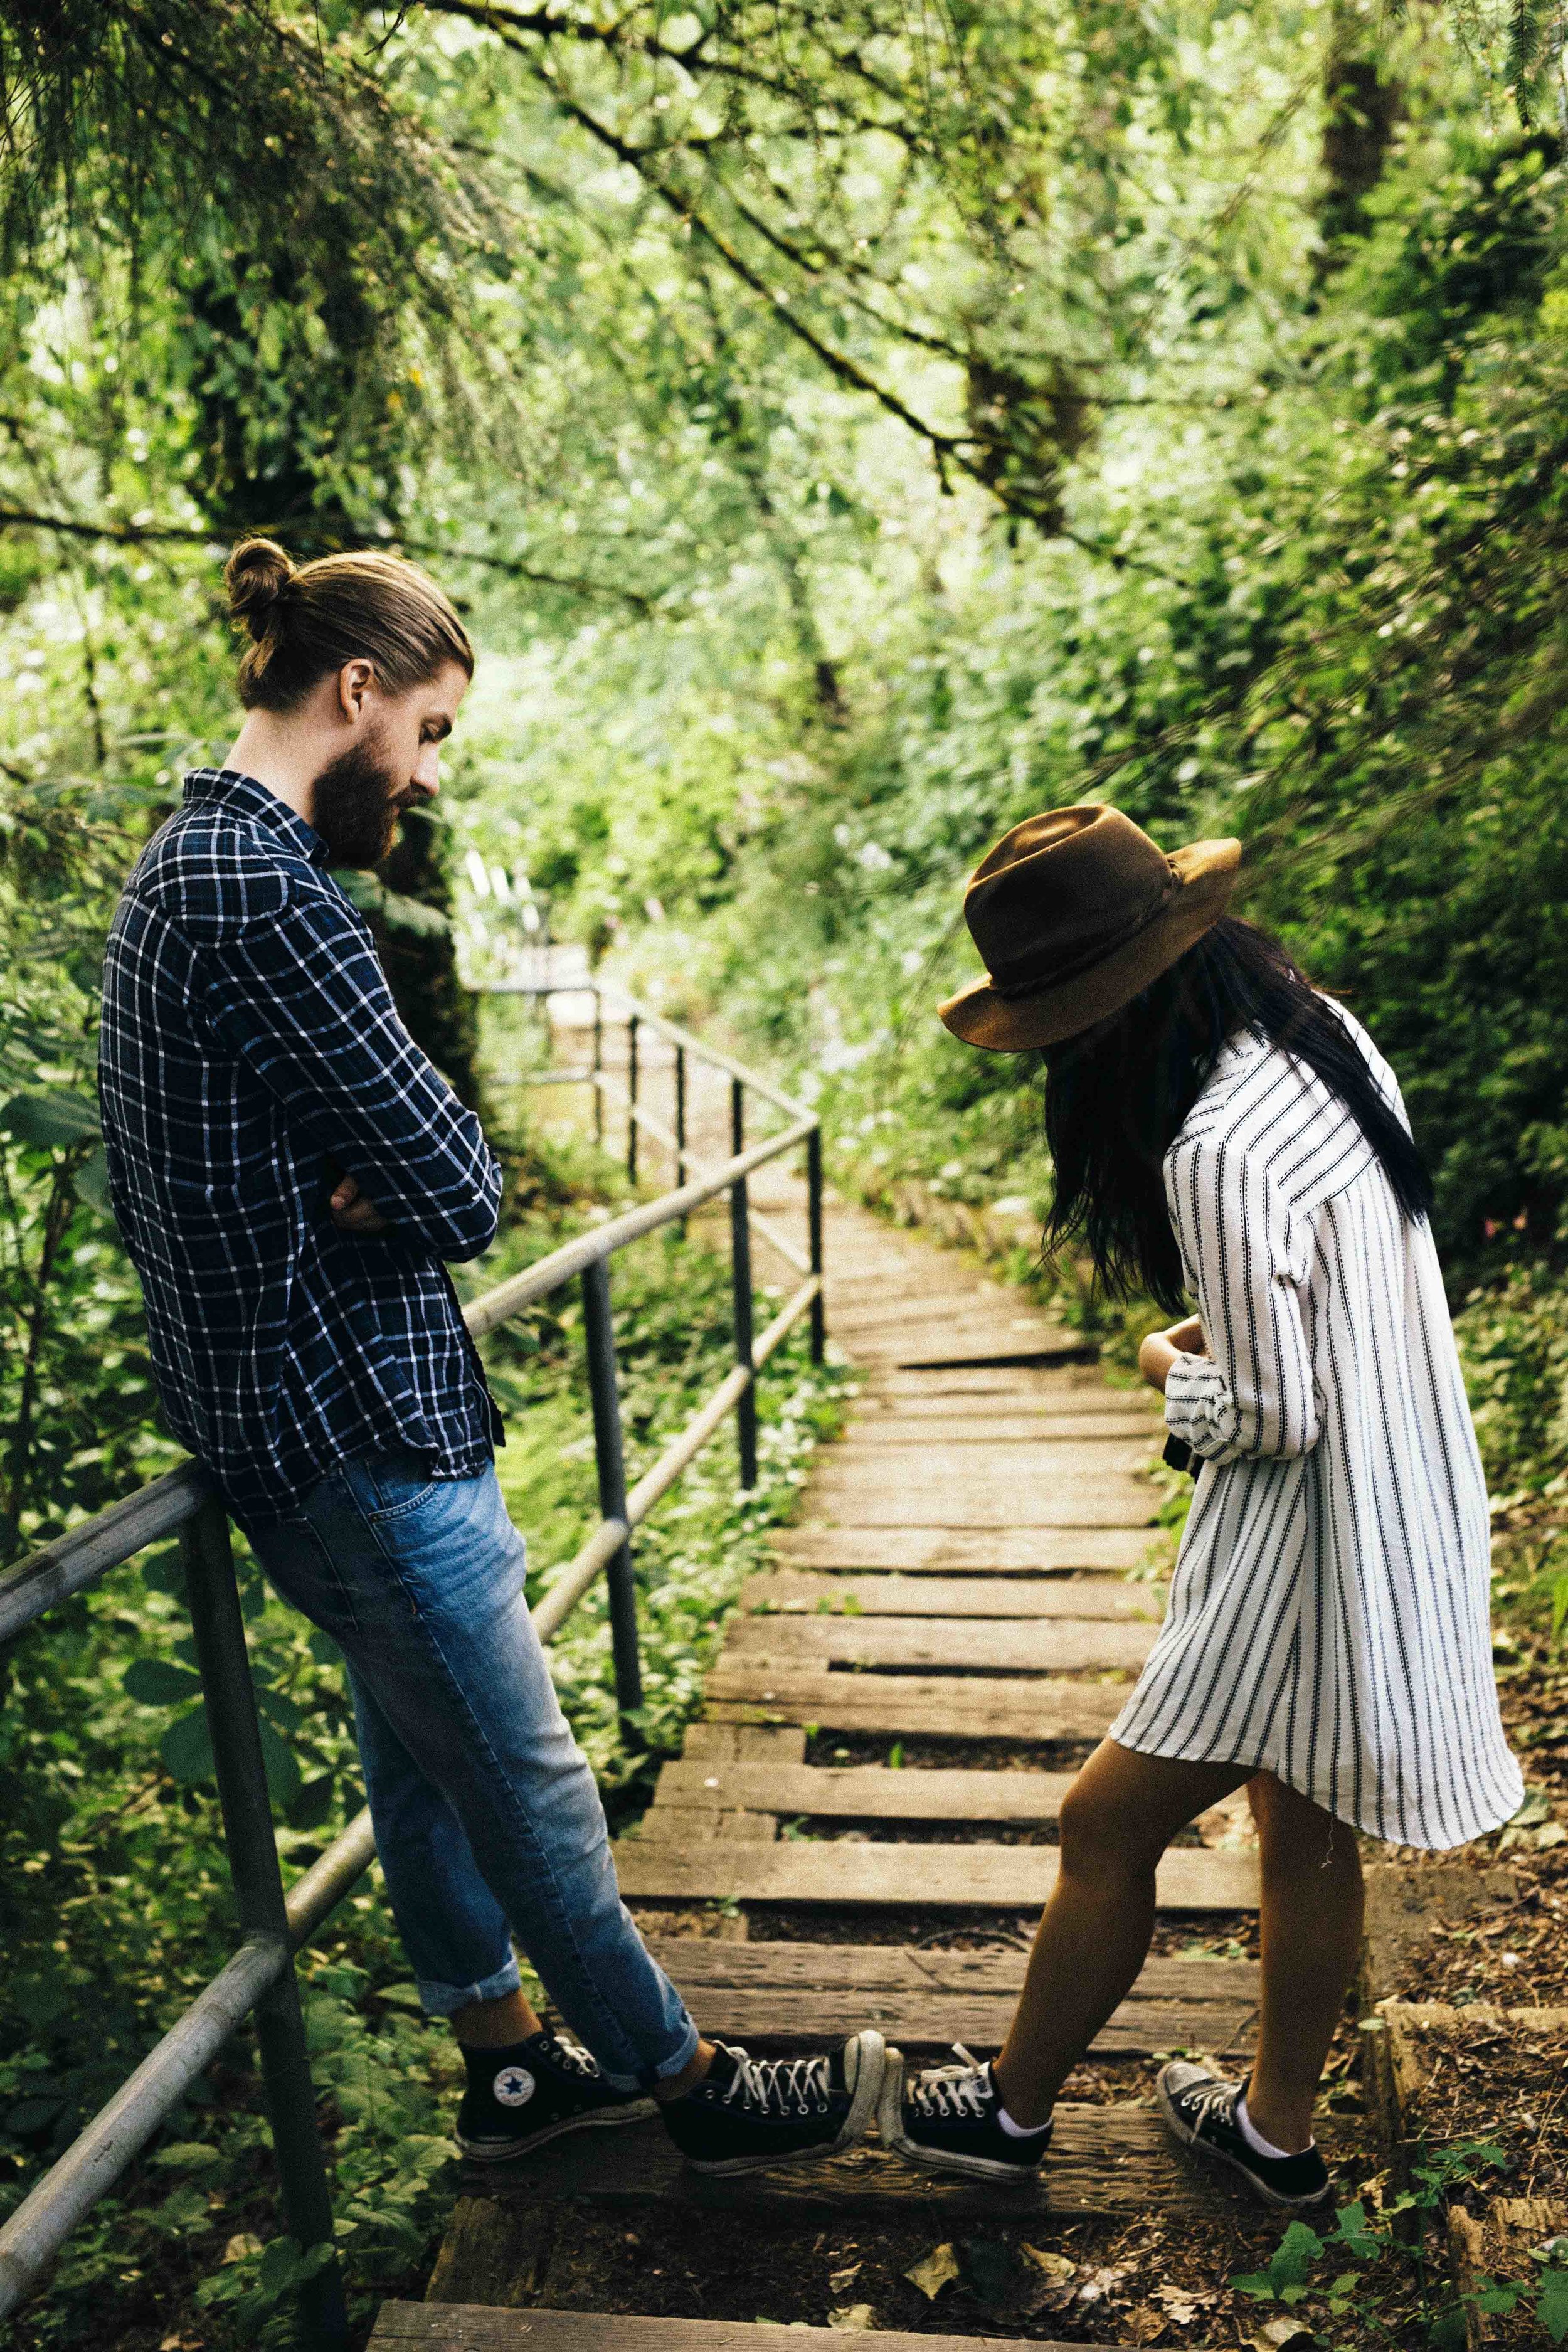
[124,1658,203,1706]
[159,1705,215,1784]
[1539,2265,1568,2343]
[257,1720,301,1808]
[152,2141,224,2170]
[1,1089,102,1147]
[73,1144,112,1212]
[1230,2271,1276,2299]
[1428,2306,1469,2351]
[1268,2220,1325,2291]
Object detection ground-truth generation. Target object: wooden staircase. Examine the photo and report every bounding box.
[380,1192,1262,2347]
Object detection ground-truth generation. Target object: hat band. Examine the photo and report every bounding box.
[989,865,1180,1001]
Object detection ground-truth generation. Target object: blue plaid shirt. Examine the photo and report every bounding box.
[99,768,504,1523]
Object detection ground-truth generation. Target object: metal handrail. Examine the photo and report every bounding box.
[0,995,826,2343]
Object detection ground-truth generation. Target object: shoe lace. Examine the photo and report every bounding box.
[546,2037,601,2082]
[1183,2075,1240,2133]
[908,2043,992,2125]
[714,2043,834,2119]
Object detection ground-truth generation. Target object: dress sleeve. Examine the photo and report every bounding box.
[201,890,502,1263]
[1161,1131,1321,1465]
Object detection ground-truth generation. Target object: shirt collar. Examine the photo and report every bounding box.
[183,768,331,868]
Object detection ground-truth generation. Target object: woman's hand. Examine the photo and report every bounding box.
[1138,1313,1206,1395]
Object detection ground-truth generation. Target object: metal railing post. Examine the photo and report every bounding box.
[729,1078,759,1491]
[807,1124,826,1365]
[592,987,604,1144]
[627,1013,640,1185]
[580,1260,644,1742]
[180,1497,347,2351]
[674,1042,687,1239]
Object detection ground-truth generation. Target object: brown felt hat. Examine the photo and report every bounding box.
[938,803,1241,1052]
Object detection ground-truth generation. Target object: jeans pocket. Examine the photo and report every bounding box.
[349,1448,443,1526]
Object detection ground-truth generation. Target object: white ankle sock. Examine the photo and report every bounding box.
[997,2100,1052,2139]
[1236,2092,1312,2162]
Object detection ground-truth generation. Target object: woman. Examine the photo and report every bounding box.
[877,804,1522,2210]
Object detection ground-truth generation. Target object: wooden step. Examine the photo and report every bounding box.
[641,1938,1259,2056]
[417,2106,1271,2217]
[379,2302,1153,2349]
[655,1759,1071,1821]
[801,1488,1155,1530]
[843,1329,1096,1370]
[616,1838,1259,1911]
[741,1569,1164,1619]
[824,1439,1159,1479]
[864,1368,1125,1402]
[842,1412,1163,1444]
[771,1527,1155,1573]
[720,1615,1157,1672]
[704,1665,1126,1738]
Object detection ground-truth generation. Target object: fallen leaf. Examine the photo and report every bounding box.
[1153,2281,1207,2324]
[827,2304,876,2333]
[1251,2321,1314,2352]
[1076,2263,1133,2307]
[220,2233,263,2265]
[1538,1821,1567,1850]
[1020,2245,1076,2280]
[904,2242,960,2300]
[829,2264,862,2294]
[1123,2308,1167,2345]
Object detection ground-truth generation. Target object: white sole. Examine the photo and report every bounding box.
[1157,2078,1330,2212]
[684,2030,887,2176]
[458,2095,657,2162]
[875,2047,1048,2183]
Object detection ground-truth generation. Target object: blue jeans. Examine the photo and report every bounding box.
[245,1448,698,2093]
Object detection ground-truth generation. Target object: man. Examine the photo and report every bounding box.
[98,536,882,2170]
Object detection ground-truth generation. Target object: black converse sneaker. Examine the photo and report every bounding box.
[659,2033,884,2175]
[879,2045,1052,2181]
[456,2032,655,2161]
[1157,2062,1332,2210]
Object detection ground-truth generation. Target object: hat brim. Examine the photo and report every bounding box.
[938,837,1242,1052]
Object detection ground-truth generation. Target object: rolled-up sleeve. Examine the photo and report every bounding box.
[203,892,502,1262]
[1162,1131,1321,1465]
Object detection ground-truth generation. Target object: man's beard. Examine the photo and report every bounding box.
[310,731,414,869]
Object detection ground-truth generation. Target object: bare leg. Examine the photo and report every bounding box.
[991,1739,1252,2128]
[1243,1773,1364,2154]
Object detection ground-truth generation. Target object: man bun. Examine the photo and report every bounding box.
[224,538,295,642]
[221,538,473,712]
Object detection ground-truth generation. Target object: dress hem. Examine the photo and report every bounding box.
[1106,1720,1524,1854]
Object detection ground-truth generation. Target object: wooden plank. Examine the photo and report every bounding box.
[643,1941,1259,2004]
[702,1666,1125,1739]
[378,2300,1143,2349]
[426,2106,1286,2218]
[820,1441,1161,1480]
[719,1615,1157,1672]
[770,1528,1156,1572]
[844,1330,1097,1370]
[614,1839,1259,1911]
[799,1496,1152,1534]
[842,1412,1163,1444]
[798,1488,1156,1530]
[646,1942,1257,2006]
[631,1984,1253,2057]
[868,1367,1114,1397]
[740,1571,1163,1619]
[653,1759,1081,1821]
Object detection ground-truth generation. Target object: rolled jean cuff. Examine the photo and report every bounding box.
[416,1956,522,2019]
[604,2015,701,2099]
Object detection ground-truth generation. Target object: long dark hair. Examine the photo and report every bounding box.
[1041,917,1434,1314]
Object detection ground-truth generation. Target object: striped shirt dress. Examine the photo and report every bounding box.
[1109,1010,1523,1848]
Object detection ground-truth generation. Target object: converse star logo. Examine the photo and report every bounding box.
[492,2065,536,2108]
